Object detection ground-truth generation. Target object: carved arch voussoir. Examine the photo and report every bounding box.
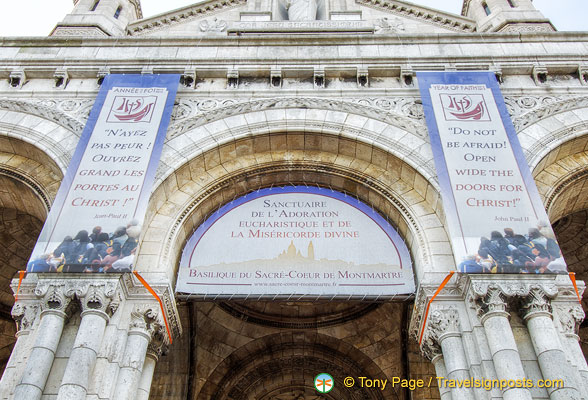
[166,97,426,139]
[0,98,85,135]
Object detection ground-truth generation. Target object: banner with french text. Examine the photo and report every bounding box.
[418,71,566,274]
[27,74,179,273]
[175,186,415,300]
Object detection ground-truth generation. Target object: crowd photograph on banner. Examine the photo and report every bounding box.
[458,221,566,275]
[27,220,141,274]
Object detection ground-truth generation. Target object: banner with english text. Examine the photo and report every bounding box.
[27,74,179,273]
[418,72,566,274]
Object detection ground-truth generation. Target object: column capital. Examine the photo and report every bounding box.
[129,305,166,343]
[555,304,585,338]
[421,332,442,362]
[11,302,40,334]
[74,281,120,317]
[470,281,559,323]
[429,308,462,341]
[519,286,556,321]
[35,283,74,315]
[472,285,510,322]
[146,330,168,361]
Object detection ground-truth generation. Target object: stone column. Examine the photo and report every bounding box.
[422,337,452,400]
[557,305,588,396]
[136,333,165,400]
[427,308,473,400]
[13,285,72,400]
[520,289,580,400]
[113,307,161,400]
[475,286,532,400]
[0,303,39,399]
[56,282,118,400]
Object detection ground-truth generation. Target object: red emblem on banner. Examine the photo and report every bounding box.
[107,96,157,123]
[440,94,490,122]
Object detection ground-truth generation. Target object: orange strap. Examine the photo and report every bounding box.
[418,271,455,346]
[569,272,582,303]
[133,271,173,345]
[15,271,26,302]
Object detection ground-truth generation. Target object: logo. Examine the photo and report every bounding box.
[107,96,157,123]
[440,94,490,122]
[314,373,334,393]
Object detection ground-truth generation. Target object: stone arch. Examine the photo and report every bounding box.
[0,134,64,375]
[140,130,451,284]
[156,104,436,190]
[173,300,411,400]
[0,108,81,175]
[532,134,588,222]
[197,330,394,400]
[531,131,588,358]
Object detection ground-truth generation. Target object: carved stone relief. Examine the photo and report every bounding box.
[555,305,585,336]
[199,18,228,32]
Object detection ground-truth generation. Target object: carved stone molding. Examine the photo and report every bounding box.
[167,96,426,139]
[0,167,52,212]
[544,165,588,216]
[511,96,588,133]
[499,23,555,34]
[128,0,246,35]
[10,275,182,340]
[470,280,558,322]
[358,0,476,33]
[120,274,182,339]
[0,98,86,135]
[519,286,556,321]
[11,303,40,333]
[555,305,585,337]
[51,27,109,37]
[470,280,559,300]
[421,332,442,362]
[409,274,467,340]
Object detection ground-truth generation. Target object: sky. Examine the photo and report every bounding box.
[0,0,584,36]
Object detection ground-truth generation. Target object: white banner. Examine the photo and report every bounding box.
[418,72,566,274]
[176,186,415,299]
[27,74,179,273]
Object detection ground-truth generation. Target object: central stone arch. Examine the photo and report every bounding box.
[140,129,451,283]
[143,115,451,400]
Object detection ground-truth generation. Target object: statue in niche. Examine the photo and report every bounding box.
[285,0,318,21]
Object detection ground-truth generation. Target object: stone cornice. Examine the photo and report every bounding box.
[1,31,587,47]
[356,0,476,33]
[127,0,247,35]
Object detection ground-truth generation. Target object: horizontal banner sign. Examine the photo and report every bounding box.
[27,74,179,273]
[418,71,566,274]
[176,186,415,299]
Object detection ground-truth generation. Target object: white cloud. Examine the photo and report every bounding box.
[0,0,584,36]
